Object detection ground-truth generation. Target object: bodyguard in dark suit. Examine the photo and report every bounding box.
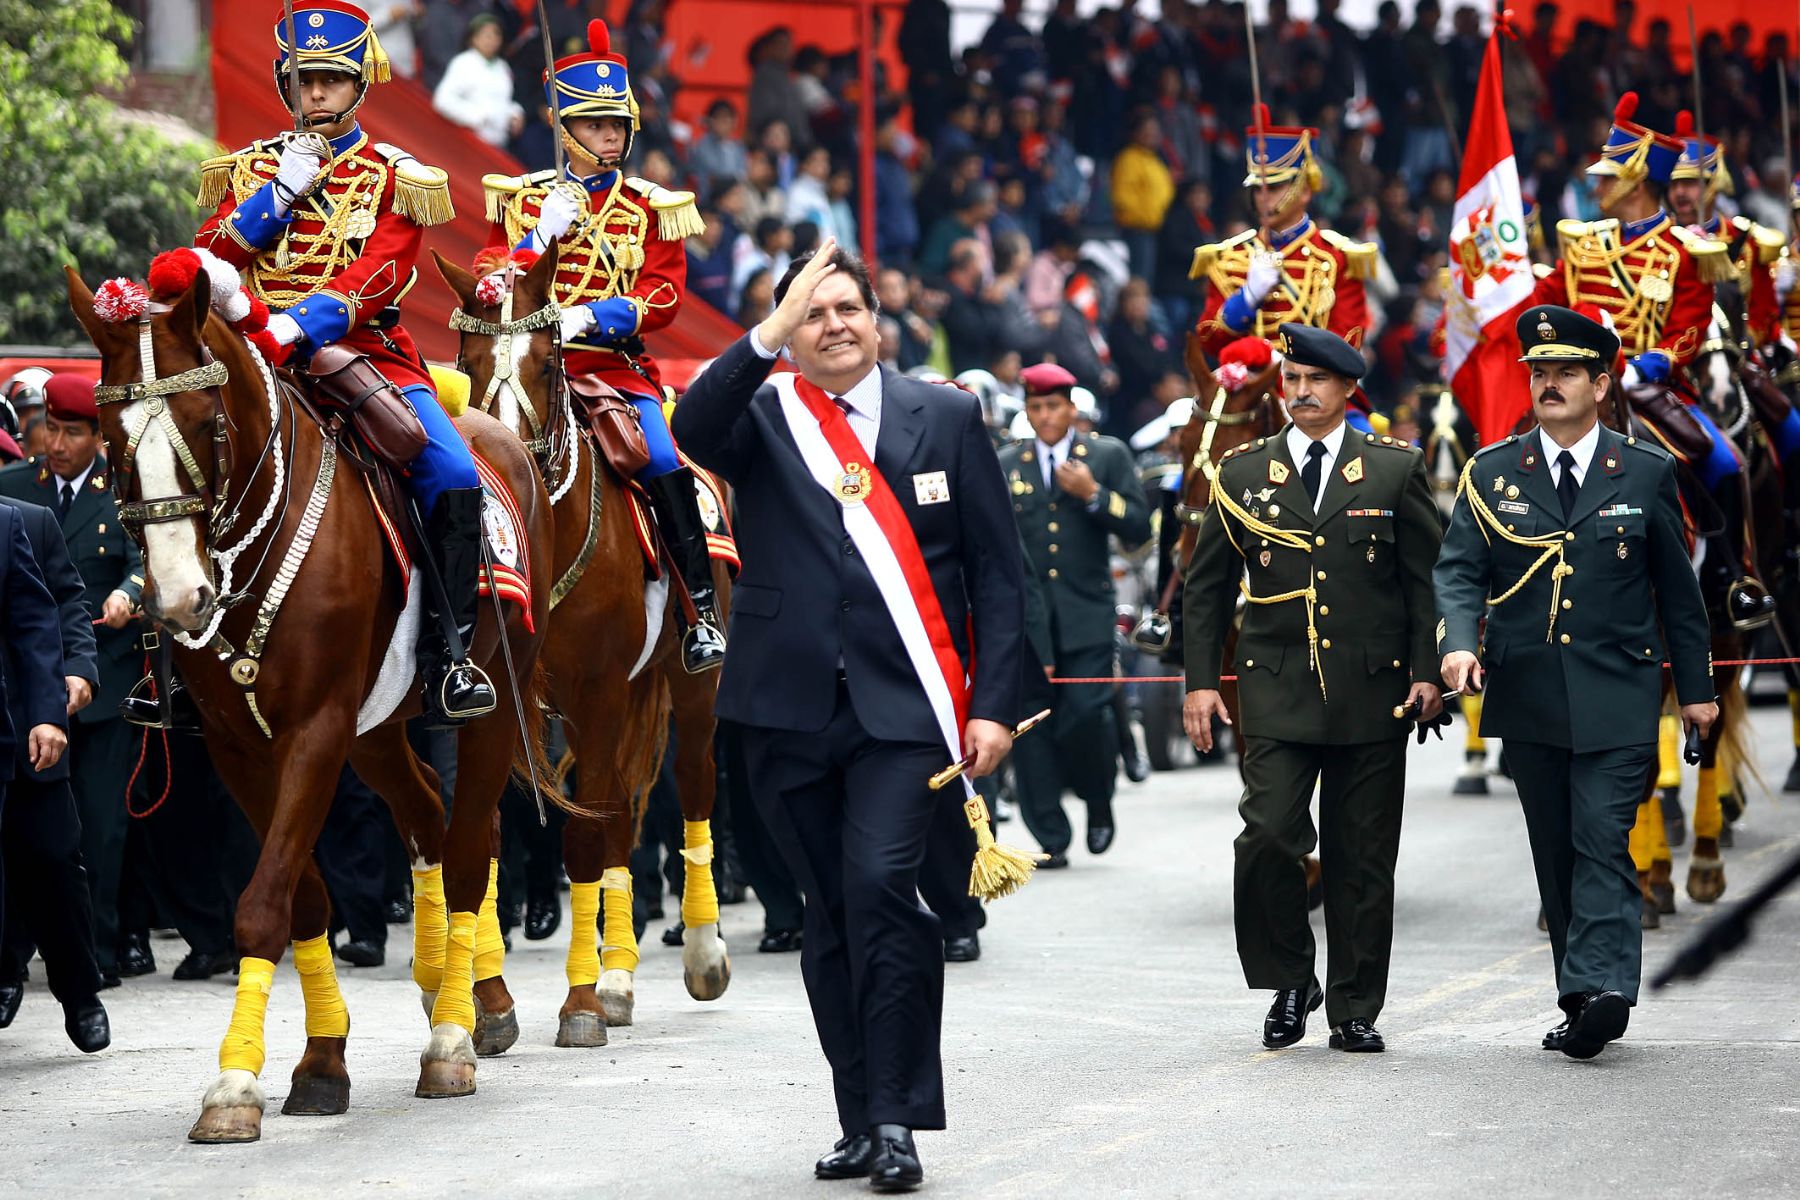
[0,495,108,1049]
[1437,306,1715,1060]
[997,363,1152,863]
[673,239,1025,1192]
[0,374,144,981]
[1183,325,1444,1054]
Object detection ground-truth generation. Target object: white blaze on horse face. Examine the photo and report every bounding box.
[1704,348,1735,412]
[494,330,531,430]
[131,405,215,630]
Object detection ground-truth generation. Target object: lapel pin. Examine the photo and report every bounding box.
[1268,461,1290,485]
[1259,549,1272,567]
[1492,474,1506,494]
[1342,458,1364,483]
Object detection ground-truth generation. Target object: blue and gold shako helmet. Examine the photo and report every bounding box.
[270,0,390,120]
[547,20,639,162]
[1242,104,1323,192]
[1670,110,1730,199]
[1587,92,1682,188]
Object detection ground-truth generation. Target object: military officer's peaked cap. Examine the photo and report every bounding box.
[1020,362,1078,396]
[44,373,99,424]
[1516,305,1621,366]
[1275,323,1364,380]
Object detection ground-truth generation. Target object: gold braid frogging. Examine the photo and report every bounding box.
[1454,454,1572,642]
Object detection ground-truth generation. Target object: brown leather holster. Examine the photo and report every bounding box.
[306,344,430,469]
[1739,357,1797,443]
[569,375,651,478]
[1627,382,1717,464]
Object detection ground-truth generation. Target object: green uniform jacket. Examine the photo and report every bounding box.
[1183,427,1443,744]
[1433,426,1712,752]
[998,432,1152,654]
[0,457,144,724]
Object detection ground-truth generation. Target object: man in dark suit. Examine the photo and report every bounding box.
[0,495,108,1050]
[0,374,146,983]
[0,505,80,1039]
[1437,305,1716,1060]
[672,238,1025,1193]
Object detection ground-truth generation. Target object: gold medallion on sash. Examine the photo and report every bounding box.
[836,461,872,507]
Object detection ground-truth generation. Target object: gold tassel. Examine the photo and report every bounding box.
[363,27,392,84]
[196,156,234,210]
[1189,243,1218,281]
[655,194,705,241]
[393,172,454,227]
[964,794,1045,901]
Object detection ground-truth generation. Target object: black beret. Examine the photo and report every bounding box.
[1516,305,1621,365]
[1275,323,1365,380]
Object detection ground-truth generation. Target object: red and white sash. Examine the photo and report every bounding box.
[773,372,974,798]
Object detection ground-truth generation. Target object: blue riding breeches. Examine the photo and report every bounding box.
[1684,403,1742,493]
[623,388,683,479]
[400,383,481,516]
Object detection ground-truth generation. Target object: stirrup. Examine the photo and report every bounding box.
[120,673,172,729]
[1131,610,1172,652]
[681,621,727,675]
[1727,577,1775,631]
[432,663,498,725]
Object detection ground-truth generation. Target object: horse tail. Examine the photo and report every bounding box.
[622,674,673,841]
[513,660,579,817]
[1716,670,1763,797]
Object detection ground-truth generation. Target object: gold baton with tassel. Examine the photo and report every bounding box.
[928,708,1052,790]
[925,709,1054,902]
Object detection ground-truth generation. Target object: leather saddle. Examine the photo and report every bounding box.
[566,374,652,479]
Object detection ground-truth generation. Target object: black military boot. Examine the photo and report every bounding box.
[418,487,498,727]
[119,636,201,733]
[647,468,727,674]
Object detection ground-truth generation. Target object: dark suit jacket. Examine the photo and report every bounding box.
[0,505,70,782]
[0,496,97,782]
[0,456,143,722]
[672,335,1026,744]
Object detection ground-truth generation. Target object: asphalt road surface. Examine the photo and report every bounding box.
[3,706,1797,1198]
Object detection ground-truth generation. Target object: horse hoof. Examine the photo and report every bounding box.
[1650,882,1677,916]
[1687,860,1726,903]
[473,1001,519,1058]
[599,968,634,1027]
[415,1023,477,1099]
[555,1011,609,1048]
[1451,775,1488,796]
[188,1105,262,1143]
[1640,896,1661,930]
[1717,822,1735,848]
[1785,760,1800,794]
[281,1074,350,1116]
[682,925,732,1002]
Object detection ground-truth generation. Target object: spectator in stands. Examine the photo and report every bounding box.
[785,147,837,242]
[1157,178,1214,336]
[1035,101,1089,229]
[739,149,787,231]
[919,180,997,278]
[944,239,1007,374]
[370,2,423,80]
[826,165,859,253]
[736,267,775,329]
[879,267,937,372]
[1112,111,1177,287]
[758,118,798,189]
[874,116,921,265]
[1023,218,1080,321]
[432,13,523,148]
[980,0,1042,94]
[688,210,737,316]
[418,0,496,90]
[732,215,792,300]
[747,27,812,152]
[688,100,748,202]
[1107,279,1177,427]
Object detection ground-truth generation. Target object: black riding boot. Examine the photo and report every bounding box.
[647,468,727,674]
[419,487,498,727]
[119,634,201,733]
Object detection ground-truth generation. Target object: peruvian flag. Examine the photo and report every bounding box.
[1445,21,1534,446]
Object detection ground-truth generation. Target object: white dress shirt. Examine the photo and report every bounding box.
[1284,421,1348,510]
[1540,421,1601,487]
[1035,431,1075,489]
[747,326,883,453]
[54,460,94,508]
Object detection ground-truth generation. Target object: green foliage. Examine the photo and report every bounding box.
[0,0,213,345]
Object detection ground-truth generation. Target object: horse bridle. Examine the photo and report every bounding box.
[448,281,564,457]
[1172,384,1274,528]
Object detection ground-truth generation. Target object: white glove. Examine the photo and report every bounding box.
[1620,360,1643,392]
[273,140,326,216]
[1776,257,1797,300]
[1243,253,1282,305]
[535,187,583,244]
[559,303,596,342]
[266,313,303,347]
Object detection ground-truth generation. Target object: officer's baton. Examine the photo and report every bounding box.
[928,709,1052,791]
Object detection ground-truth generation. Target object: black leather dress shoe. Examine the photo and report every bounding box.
[814,1133,874,1179]
[118,932,156,978]
[944,933,981,963]
[1262,978,1324,1049]
[868,1124,923,1193]
[172,949,236,981]
[1040,849,1071,869]
[759,929,802,953]
[0,980,22,1028]
[526,894,561,940]
[1541,1018,1572,1051]
[1086,821,1116,856]
[98,972,121,991]
[1562,991,1630,1060]
[384,897,412,924]
[64,1000,110,1053]
[334,939,385,968]
[662,921,685,947]
[1328,1017,1385,1052]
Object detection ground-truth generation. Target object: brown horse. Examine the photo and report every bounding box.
[433,246,729,1048]
[67,267,552,1142]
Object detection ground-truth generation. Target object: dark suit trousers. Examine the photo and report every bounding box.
[1012,641,1116,854]
[69,717,133,974]
[744,682,948,1134]
[316,766,389,948]
[1506,741,1655,1006]
[0,778,103,1003]
[721,721,803,934]
[917,788,983,940]
[1235,735,1407,1026]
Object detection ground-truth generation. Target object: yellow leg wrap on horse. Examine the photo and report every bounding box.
[1461,692,1484,750]
[1790,688,1800,748]
[680,819,720,928]
[292,935,349,1039]
[1628,801,1659,873]
[1644,792,1669,863]
[430,911,479,1032]
[1657,715,1682,789]
[219,957,277,1074]
[412,865,447,994]
[566,880,602,987]
[600,866,639,973]
[1694,766,1723,840]
[474,858,505,982]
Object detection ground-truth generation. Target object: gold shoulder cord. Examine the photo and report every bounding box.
[1208,481,1327,700]
[1454,455,1571,641]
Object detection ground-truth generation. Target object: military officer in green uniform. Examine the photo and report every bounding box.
[997,363,1151,866]
[0,374,144,985]
[1182,325,1443,1054]
[1435,305,1715,1060]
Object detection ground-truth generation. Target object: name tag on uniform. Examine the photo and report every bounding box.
[1498,501,1530,515]
[912,471,951,505]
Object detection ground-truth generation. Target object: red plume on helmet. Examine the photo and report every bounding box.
[1615,91,1640,123]
[588,19,628,66]
[1675,110,1695,138]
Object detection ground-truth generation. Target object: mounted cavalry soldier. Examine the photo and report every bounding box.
[184,0,494,725]
[483,19,724,673]
[1666,110,1784,335]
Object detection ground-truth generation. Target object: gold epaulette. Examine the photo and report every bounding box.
[1189,230,1257,280]
[1731,216,1788,265]
[1555,217,1610,257]
[481,169,557,223]
[625,177,704,240]
[1319,229,1378,280]
[371,143,453,226]
[1670,224,1734,283]
[196,141,270,210]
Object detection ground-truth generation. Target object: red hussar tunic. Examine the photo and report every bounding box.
[1189,219,1377,358]
[195,127,452,390]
